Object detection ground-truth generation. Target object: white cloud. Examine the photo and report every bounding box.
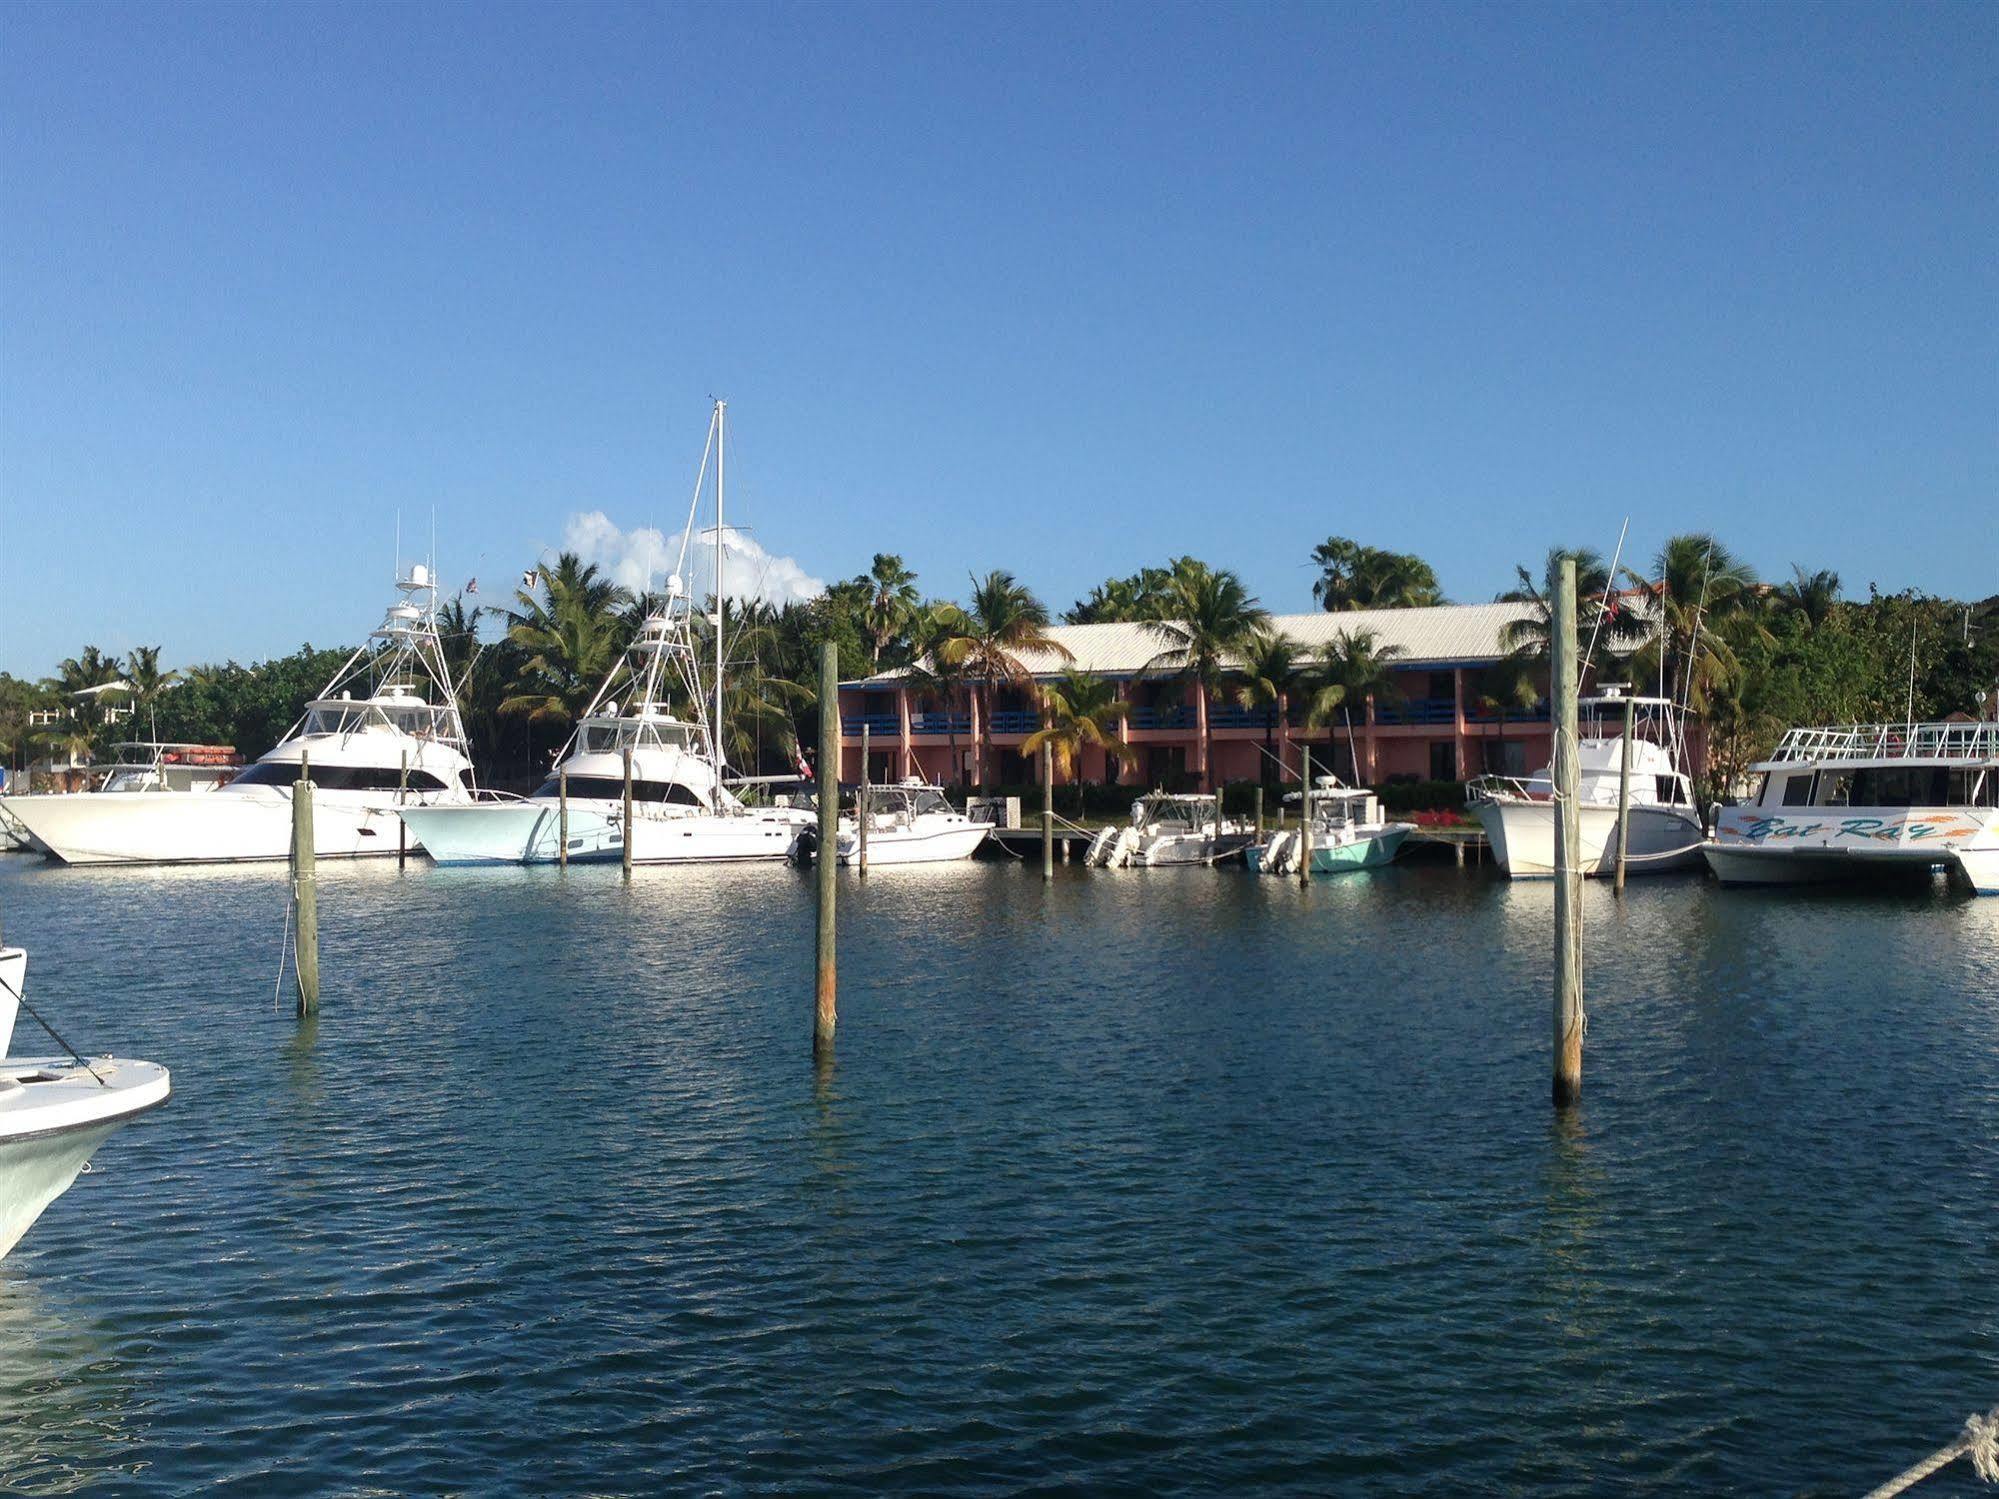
[559,511,827,607]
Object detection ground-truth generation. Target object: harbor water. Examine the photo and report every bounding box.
[0,856,1993,1494]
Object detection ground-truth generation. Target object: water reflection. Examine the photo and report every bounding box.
[0,1278,136,1494]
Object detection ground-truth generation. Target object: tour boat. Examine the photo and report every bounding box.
[0,946,170,1259]
[1703,719,1999,894]
[0,742,243,855]
[1247,783,1415,875]
[1085,791,1249,867]
[1467,688,1706,878]
[0,568,477,865]
[800,780,990,866]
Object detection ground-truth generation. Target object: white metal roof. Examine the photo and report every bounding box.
[851,601,1555,686]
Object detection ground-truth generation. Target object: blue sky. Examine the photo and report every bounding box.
[2,1,1993,675]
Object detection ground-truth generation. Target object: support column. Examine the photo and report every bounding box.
[897,687,913,780]
[1454,667,1470,780]
[1195,689,1210,791]
[1115,680,1131,785]
[1363,693,1379,783]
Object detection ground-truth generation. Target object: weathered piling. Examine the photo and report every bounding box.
[291,753,319,1016]
[1552,558,1583,1107]
[858,724,870,875]
[1254,785,1264,838]
[557,769,569,869]
[397,750,408,868]
[1041,744,1054,881]
[815,643,838,1054]
[622,745,635,879]
[1614,692,1634,894]
[1299,746,1313,887]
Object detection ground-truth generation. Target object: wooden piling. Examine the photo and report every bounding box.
[1299,746,1313,886]
[621,745,634,880]
[815,643,838,1054]
[558,769,569,869]
[1613,692,1634,894]
[1041,743,1054,881]
[397,749,408,868]
[858,724,870,876]
[1552,558,1583,1108]
[291,753,319,1016]
[1254,785,1264,839]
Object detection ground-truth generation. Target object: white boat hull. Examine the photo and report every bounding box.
[622,810,809,864]
[835,823,990,865]
[1474,799,1705,878]
[0,1047,171,1261]
[1704,805,1999,894]
[0,788,442,866]
[1135,832,1228,866]
[401,800,623,865]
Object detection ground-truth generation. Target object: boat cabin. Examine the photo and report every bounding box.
[1746,723,1999,811]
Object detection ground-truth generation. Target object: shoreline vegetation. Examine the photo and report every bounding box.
[5,534,1995,808]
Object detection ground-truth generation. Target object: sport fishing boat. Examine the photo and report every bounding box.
[0,743,243,855]
[0,568,477,864]
[1247,782,1414,875]
[405,401,813,868]
[0,945,170,1259]
[1703,719,1999,894]
[1467,687,1705,878]
[797,780,990,866]
[1084,791,1250,868]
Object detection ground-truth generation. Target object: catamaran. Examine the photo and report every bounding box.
[0,568,477,864]
[403,400,812,867]
[1703,719,1999,894]
[1467,687,1706,878]
[1247,782,1414,875]
[0,944,170,1259]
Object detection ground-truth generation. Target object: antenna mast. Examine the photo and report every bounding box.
[713,400,728,790]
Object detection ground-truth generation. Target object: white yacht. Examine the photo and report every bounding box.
[801,780,990,866]
[0,945,170,1259]
[0,568,477,865]
[1468,688,1705,878]
[1704,719,1999,894]
[405,400,812,868]
[1247,782,1415,875]
[0,742,243,854]
[1085,791,1249,867]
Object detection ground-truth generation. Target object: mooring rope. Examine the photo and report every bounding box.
[271,891,295,1010]
[1862,1406,1999,1498]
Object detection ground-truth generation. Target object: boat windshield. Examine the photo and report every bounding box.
[573,719,699,756]
[530,775,708,805]
[301,701,452,738]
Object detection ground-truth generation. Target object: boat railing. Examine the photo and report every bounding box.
[1465,774,1546,805]
[1768,722,1999,764]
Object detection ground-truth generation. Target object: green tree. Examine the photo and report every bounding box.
[1021,669,1135,814]
[935,571,1071,792]
[1773,566,1842,630]
[1498,547,1648,665]
[1231,626,1305,786]
[1622,533,1759,713]
[1304,628,1406,780]
[501,554,633,727]
[903,601,975,790]
[862,553,921,670]
[1143,561,1268,790]
[1310,537,1445,611]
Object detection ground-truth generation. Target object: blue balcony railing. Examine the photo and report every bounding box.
[1125,705,1191,730]
[1465,699,1552,724]
[840,714,902,737]
[1373,697,1458,726]
[910,712,971,736]
[987,710,1040,735]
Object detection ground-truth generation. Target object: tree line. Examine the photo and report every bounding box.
[5,533,1994,805]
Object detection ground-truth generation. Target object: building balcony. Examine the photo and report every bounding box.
[840,713,902,737]
[910,712,971,736]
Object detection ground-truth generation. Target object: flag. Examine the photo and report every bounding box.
[465,577,478,595]
[795,749,813,780]
[521,569,540,593]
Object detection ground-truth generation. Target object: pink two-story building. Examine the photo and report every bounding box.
[837,601,1567,790]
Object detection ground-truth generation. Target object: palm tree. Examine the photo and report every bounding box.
[1310,537,1445,611]
[1303,628,1406,780]
[500,553,633,727]
[710,609,814,772]
[1473,654,1540,774]
[1774,565,1841,630]
[1021,669,1135,815]
[1497,547,1648,665]
[934,572,1070,792]
[1143,562,1268,790]
[1622,534,1759,713]
[903,601,974,789]
[1232,626,1304,786]
[863,554,921,669]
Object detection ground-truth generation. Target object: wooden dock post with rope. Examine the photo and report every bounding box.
[291,752,319,1017]
[1042,744,1054,881]
[859,724,870,875]
[1552,557,1583,1108]
[397,750,408,868]
[558,769,569,869]
[1299,746,1313,887]
[815,643,838,1055]
[1613,691,1634,893]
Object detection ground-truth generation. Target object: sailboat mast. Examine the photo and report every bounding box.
[713,399,727,789]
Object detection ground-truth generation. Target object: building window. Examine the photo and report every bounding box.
[1429,740,1457,781]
